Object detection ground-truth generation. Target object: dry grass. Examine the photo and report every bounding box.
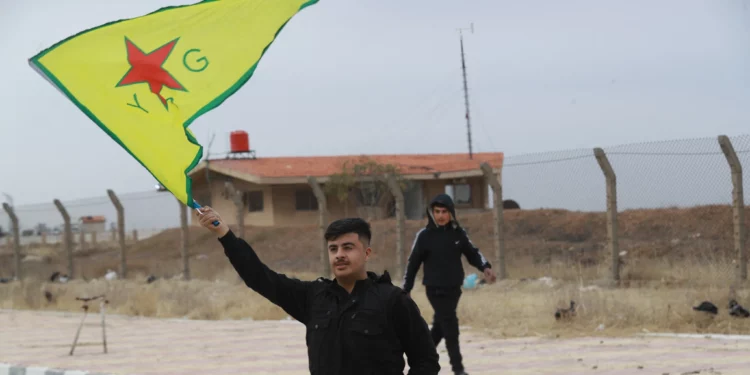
[444,280,750,339]
[0,269,319,321]
[3,258,750,339]
[2,205,750,338]
[416,256,750,338]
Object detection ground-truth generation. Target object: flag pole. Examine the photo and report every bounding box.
[193,200,220,226]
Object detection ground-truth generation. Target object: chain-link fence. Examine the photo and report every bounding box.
[1,134,747,285]
[497,148,608,280]
[0,190,180,248]
[496,134,750,284]
[604,135,750,285]
[330,133,749,285]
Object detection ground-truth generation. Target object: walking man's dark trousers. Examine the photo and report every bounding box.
[426,286,464,371]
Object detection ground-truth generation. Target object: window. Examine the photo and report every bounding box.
[446,183,472,205]
[295,189,319,211]
[244,191,264,212]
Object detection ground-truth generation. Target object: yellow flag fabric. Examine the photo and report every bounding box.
[29,0,317,207]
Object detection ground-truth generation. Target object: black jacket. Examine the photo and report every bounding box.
[402,194,492,293]
[219,230,440,375]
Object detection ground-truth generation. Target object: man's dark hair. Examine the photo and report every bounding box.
[324,218,372,246]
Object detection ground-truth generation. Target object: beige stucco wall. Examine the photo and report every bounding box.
[271,184,362,227]
[423,179,447,207]
[326,191,360,221]
[190,177,275,226]
[190,174,489,227]
[270,184,318,227]
[422,177,487,217]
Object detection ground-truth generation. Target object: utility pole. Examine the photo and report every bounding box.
[458,23,474,159]
[204,132,215,206]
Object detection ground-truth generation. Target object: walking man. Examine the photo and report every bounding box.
[402,194,496,375]
[196,206,440,375]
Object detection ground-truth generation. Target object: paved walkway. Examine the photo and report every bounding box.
[2,309,749,374]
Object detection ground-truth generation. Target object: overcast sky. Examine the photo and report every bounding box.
[1,0,749,206]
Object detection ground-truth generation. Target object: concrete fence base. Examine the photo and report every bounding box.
[0,363,111,375]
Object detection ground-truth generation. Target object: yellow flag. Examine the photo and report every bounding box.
[29,0,317,207]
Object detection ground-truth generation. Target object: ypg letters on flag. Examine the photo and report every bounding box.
[29,0,317,206]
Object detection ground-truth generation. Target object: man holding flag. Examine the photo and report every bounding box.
[29,0,318,209]
[196,206,441,374]
[31,1,442,373]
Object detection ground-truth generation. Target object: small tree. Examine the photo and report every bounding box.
[325,158,409,220]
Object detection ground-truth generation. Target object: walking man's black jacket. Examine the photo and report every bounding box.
[402,194,492,293]
[219,230,440,375]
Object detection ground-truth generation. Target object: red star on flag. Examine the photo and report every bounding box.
[116,38,186,107]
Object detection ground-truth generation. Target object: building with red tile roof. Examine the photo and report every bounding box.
[188,151,503,227]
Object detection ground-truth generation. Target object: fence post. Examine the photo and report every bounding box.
[79,230,86,252]
[479,162,507,280]
[719,135,746,281]
[2,203,21,281]
[308,176,331,278]
[386,174,406,278]
[53,199,74,280]
[594,148,620,282]
[179,198,190,280]
[223,181,245,240]
[107,189,127,279]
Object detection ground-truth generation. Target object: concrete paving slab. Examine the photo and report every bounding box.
[1,309,749,374]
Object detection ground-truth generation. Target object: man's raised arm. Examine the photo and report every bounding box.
[196,207,312,323]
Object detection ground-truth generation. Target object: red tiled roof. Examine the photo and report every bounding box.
[200,152,503,179]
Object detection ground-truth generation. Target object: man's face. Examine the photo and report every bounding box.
[432,205,451,226]
[328,232,370,279]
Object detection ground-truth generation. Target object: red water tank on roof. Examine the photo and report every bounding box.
[230,130,250,153]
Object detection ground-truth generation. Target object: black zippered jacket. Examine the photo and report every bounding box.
[219,230,440,375]
[402,194,492,293]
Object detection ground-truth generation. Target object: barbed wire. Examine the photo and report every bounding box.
[0,190,180,232]
[605,135,749,210]
[607,150,750,156]
[502,148,604,211]
[504,154,594,167]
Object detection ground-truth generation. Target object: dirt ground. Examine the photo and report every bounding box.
[3,309,750,375]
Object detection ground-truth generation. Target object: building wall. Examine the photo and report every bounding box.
[421,177,487,215]
[191,175,489,227]
[326,192,360,221]
[403,181,425,220]
[271,184,319,227]
[270,184,361,227]
[423,180,447,207]
[80,222,105,233]
[190,177,275,227]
